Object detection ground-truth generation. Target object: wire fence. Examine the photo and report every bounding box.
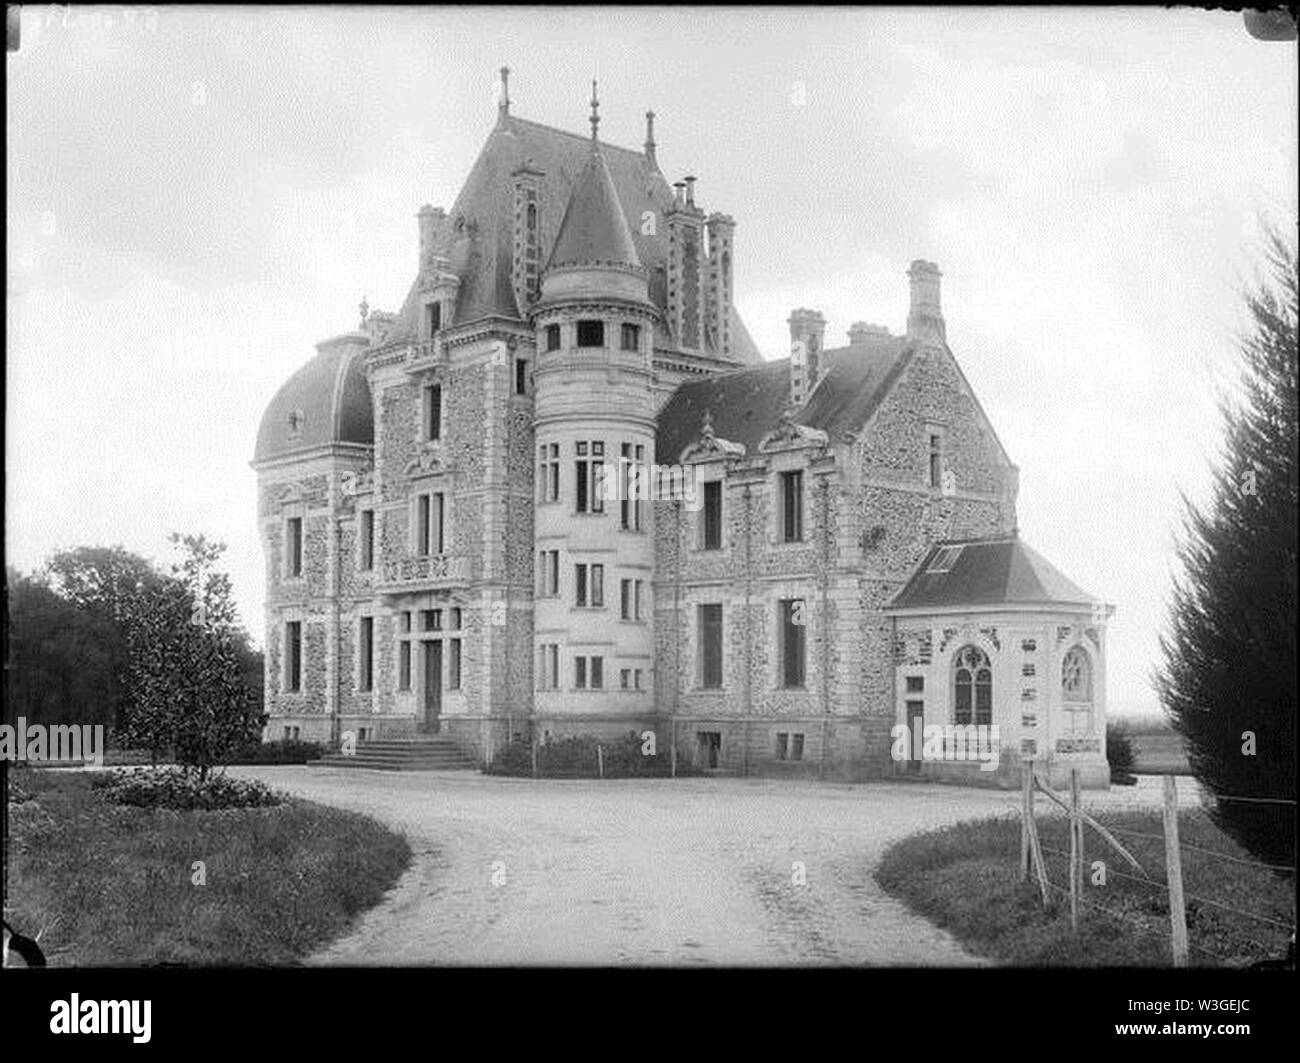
[1019,764,1295,967]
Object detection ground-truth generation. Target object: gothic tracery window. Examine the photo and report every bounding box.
[953,645,992,726]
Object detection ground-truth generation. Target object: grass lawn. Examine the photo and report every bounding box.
[7,767,412,966]
[876,809,1295,967]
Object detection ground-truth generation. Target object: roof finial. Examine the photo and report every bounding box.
[358,295,369,329]
[644,110,658,169]
[701,409,714,439]
[499,66,511,118]
[589,79,600,146]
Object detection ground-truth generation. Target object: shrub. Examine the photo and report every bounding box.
[96,767,284,810]
[1107,722,1138,785]
[225,738,327,765]
[484,731,699,778]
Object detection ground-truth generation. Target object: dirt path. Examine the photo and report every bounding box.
[231,768,1192,966]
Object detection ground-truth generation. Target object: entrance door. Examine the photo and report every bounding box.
[423,640,443,733]
[906,701,925,774]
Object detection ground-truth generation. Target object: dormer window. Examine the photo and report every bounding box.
[426,302,441,338]
[545,324,561,351]
[928,545,963,573]
[576,320,604,348]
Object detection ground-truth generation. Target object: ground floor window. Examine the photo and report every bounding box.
[696,730,722,769]
[775,732,805,761]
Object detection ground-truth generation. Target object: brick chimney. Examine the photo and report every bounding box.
[847,321,890,346]
[788,308,827,406]
[906,260,944,340]
[418,205,447,270]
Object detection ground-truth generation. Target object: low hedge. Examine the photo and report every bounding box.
[225,738,328,765]
[485,731,700,778]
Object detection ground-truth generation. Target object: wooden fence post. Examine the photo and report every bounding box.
[1024,761,1050,907]
[1162,775,1189,967]
[1021,760,1032,881]
[1069,768,1080,931]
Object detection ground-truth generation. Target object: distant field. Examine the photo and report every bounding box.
[1129,732,1191,774]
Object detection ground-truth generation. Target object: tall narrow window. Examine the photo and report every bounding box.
[575,564,587,606]
[359,509,374,571]
[545,324,561,351]
[286,517,303,576]
[515,357,528,395]
[779,599,806,688]
[590,656,603,690]
[285,621,302,692]
[424,383,442,441]
[575,441,604,513]
[621,578,632,620]
[575,656,587,690]
[591,564,603,607]
[539,443,560,503]
[426,302,441,337]
[702,480,722,549]
[398,618,411,691]
[434,492,446,553]
[700,603,723,689]
[359,616,374,692]
[780,471,803,542]
[620,323,640,351]
[929,433,942,489]
[576,319,604,347]
[449,638,462,690]
[415,494,431,556]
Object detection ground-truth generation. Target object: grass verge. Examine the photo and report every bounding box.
[7,767,412,966]
[875,810,1294,967]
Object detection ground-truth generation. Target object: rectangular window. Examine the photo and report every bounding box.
[285,621,302,692]
[575,563,587,606]
[905,675,925,694]
[620,443,632,529]
[537,550,559,596]
[450,607,461,630]
[421,608,441,632]
[779,598,806,688]
[928,433,942,489]
[399,638,411,691]
[620,323,640,351]
[576,319,604,347]
[539,443,560,503]
[790,733,805,761]
[699,603,723,689]
[449,638,461,690]
[416,494,430,556]
[426,302,441,336]
[545,323,561,351]
[634,579,643,620]
[538,643,559,690]
[780,470,803,542]
[359,509,374,571]
[776,732,789,760]
[590,656,603,690]
[424,383,442,441]
[702,480,722,549]
[621,578,632,620]
[287,517,303,576]
[359,616,374,692]
[575,656,587,690]
[620,668,631,690]
[591,564,603,607]
[433,492,446,553]
[634,669,642,690]
[515,357,528,395]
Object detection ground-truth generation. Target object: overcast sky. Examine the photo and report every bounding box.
[7,6,1297,718]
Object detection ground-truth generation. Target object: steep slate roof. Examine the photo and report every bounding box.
[254,341,373,464]
[886,534,1097,611]
[386,113,761,362]
[548,144,641,269]
[655,333,914,462]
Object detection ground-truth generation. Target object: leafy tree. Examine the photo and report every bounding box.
[1156,229,1297,870]
[4,567,118,728]
[121,535,265,779]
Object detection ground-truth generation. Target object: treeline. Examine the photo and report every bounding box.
[4,538,263,750]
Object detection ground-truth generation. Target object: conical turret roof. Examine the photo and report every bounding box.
[547,145,642,270]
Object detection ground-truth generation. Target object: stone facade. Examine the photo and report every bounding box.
[251,80,1109,785]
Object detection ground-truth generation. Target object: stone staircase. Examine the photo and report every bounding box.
[312,735,477,772]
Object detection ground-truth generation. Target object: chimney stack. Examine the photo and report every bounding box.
[788,308,827,407]
[848,321,890,346]
[418,205,447,269]
[684,175,697,208]
[644,111,658,171]
[906,260,944,340]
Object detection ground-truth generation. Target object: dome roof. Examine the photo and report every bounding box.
[253,336,374,465]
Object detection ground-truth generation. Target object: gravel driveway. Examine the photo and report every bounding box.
[230,767,1195,966]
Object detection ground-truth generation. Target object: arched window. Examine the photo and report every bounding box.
[1061,646,1092,702]
[953,645,992,726]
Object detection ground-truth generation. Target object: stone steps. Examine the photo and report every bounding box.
[313,737,476,772]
